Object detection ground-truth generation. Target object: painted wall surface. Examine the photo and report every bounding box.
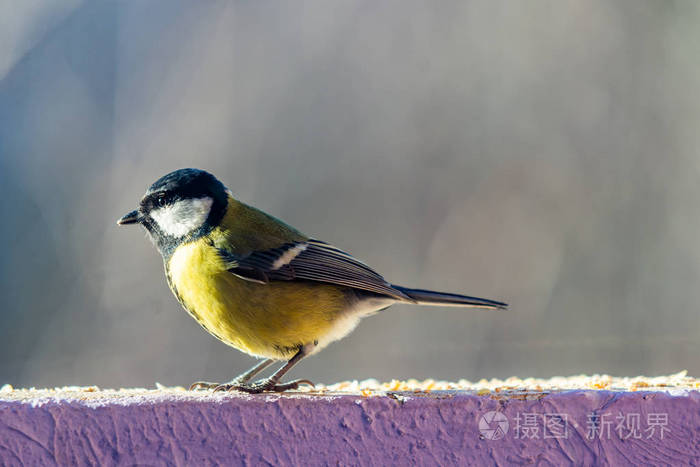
[1,391,698,465]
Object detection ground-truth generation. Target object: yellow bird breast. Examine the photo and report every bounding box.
[166,238,357,359]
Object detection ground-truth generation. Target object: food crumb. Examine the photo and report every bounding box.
[0,371,696,403]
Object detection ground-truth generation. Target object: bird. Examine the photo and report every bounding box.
[118,168,507,393]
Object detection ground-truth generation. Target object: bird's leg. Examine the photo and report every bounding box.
[223,344,315,394]
[189,358,275,391]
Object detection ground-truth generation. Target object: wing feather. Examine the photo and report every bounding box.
[219,239,411,301]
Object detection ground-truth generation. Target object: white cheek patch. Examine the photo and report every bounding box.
[150,196,214,237]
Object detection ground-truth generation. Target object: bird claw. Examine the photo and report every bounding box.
[189,378,248,391]
[235,378,315,393]
[268,379,315,393]
[203,378,314,394]
[189,381,219,391]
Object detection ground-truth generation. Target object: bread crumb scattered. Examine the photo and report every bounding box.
[0,371,696,403]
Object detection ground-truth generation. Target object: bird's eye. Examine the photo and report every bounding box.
[156,195,167,207]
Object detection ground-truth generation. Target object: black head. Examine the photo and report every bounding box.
[118,168,228,257]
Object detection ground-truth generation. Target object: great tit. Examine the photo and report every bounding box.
[118,168,507,393]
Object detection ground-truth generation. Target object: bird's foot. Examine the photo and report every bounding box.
[189,381,221,391]
[211,378,314,394]
[189,377,249,391]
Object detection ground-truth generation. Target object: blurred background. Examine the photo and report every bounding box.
[1,1,699,389]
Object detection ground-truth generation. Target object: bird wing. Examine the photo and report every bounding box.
[218,239,412,301]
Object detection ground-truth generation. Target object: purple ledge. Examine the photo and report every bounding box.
[1,388,699,465]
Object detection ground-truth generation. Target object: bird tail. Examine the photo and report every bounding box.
[391,285,507,310]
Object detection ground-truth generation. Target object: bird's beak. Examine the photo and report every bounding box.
[117,210,142,226]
